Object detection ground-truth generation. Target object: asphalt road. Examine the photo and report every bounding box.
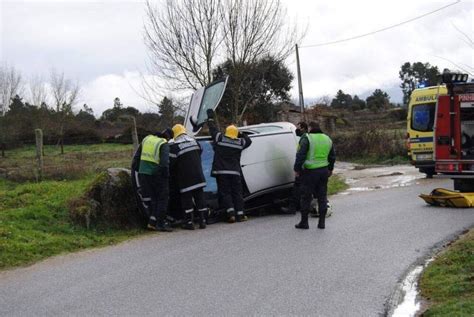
[1,177,473,316]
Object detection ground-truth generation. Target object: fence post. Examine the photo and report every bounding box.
[1,142,5,158]
[35,129,44,182]
[131,116,139,153]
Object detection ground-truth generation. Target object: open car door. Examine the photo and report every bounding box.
[184,77,228,136]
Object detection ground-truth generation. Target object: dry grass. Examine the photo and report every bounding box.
[0,144,133,182]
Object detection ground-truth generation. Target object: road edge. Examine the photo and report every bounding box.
[383,225,473,316]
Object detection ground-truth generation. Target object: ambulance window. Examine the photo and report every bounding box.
[412,103,435,132]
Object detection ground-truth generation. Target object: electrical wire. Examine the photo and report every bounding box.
[300,0,461,48]
[432,54,474,76]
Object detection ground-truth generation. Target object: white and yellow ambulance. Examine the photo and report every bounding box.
[406,85,447,177]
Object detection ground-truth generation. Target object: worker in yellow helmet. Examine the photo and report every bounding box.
[169,124,208,230]
[205,109,252,223]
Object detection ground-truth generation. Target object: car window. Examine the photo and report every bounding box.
[185,77,228,136]
[241,126,284,134]
[196,80,227,126]
[412,103,435,132]
[199,140,217,193]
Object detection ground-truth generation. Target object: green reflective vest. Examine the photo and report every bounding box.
[304,133,332,169]
[140,135,166,165]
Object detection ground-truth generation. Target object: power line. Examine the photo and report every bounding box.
[432,54,474,76]
[300,0,461,48]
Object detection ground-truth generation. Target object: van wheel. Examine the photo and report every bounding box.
[420,167,436,178]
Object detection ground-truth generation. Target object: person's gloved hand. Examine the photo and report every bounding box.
[207,109,215,120]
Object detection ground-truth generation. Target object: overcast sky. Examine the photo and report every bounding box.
[1,0,472,116]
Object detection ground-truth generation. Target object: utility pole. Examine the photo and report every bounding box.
[295,44,305,115]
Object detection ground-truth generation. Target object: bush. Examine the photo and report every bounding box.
[333,126,406,161]
[69,168,145,229]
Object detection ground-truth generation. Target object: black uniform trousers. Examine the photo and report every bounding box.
[288,175,302,211]
[300,167,329,217]
[216,174,244,215]
[138,174,169,222]
[180,188,207,220]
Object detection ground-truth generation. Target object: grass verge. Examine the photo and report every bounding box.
[0,178,142,270]
[419,229,474,316]
[328,175,349,195]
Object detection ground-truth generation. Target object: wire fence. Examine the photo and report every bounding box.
[0,132,136,182]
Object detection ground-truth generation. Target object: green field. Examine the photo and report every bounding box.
[0,143,133,182]
[419,229,474,316]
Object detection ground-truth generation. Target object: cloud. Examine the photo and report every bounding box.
[284,0,473,103]
[2,0,472,109]
[79,71,158,116]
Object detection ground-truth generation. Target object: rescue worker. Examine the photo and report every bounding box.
[206,109,252,223]
[169,124,208,230]
[281,121,308,214]
[135,129,173,232]
[294,121,335,230]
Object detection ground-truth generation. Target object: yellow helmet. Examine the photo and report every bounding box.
[172,124,186,138]
[225,125,239,139]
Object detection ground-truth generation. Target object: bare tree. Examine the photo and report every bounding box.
[144,0,222,91]
[49,69,80,153]
[28,74,50,107]
[221,0,296,65]
[0,64,23,115]
[50,69,80,113]
[143,0,302,123]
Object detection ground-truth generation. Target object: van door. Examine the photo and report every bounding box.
[184,77,228,136]
[240,131,297,195]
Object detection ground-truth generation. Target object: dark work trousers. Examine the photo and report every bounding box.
[300,168,329,217]
[288,175,302,211]
[180,188,207,221]
[138,174,169,223]
[216,175,244,216]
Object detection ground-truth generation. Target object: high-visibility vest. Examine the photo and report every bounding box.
[140,135,167,164]
[304,133,332,169]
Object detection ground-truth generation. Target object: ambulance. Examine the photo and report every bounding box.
[406,85,447,177]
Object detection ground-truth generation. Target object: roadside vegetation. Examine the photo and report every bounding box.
[0,177,142,270]
[419,229,474,316]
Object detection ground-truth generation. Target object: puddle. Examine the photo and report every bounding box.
[334,162,425,194]
[391,259,433,317]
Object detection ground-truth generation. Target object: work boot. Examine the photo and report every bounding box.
[181,211,195,230]
[147,217,157,231]
[198,210,207,229]
[295,210,309,229]
[236,212,248,222]
[156,220,173,232]
[318,209,327,229]
[181,221,195,230]
[226,208,236,223]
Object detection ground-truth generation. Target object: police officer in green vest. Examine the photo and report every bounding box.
[137,130,173,232]
[294,121,335,229]
[281,121,308,214]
